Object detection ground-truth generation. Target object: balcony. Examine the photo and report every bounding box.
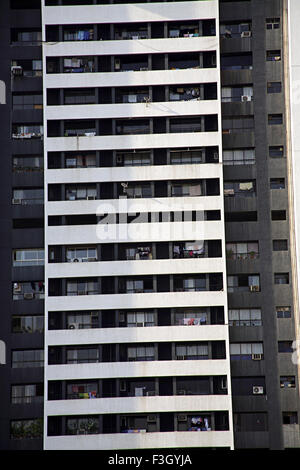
[48,306,225,331]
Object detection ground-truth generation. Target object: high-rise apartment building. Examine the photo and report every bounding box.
[1,0,300,451]
[0,0,44,451]
[43,0,233,450]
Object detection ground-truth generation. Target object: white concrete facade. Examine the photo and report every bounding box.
[42,0,233,450]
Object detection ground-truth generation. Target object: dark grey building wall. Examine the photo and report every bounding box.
[221,0,298,450]
[0,0,43,450]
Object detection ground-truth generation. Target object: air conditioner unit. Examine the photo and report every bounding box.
[252,353,263,361]
[147,415,157,422]
[68,322,80,329]
[11,65,23,76]
[136,322,144,327]
[213,151,219,160]
[176,355,185,360]
[12,198,22,205]
[241,95,251,102]
[253,386,264,394]
[13,282,21,292]
[87,196,96,200]
[146,391,155,396]
[24,293,34,300]
[178,414,187,422]
[241,31,252,38]
[224,188,235,196]
[115,59,121,70]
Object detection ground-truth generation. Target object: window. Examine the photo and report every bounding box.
[226,242,259,260]
[13,281,44,300]
[12,316,44,334]
[125,246,152,260]
[12,125,43,139]
[230,343,263,360]
[175,343,209,360]
[66,382,98,399]
[66,347,99,364]
[62,56,95,73]
[66,279,99,296]
[125,183,152,198]
[125,279,153,294]
[12,30,42,44]
[283,412,298,425]
[266,50,281,61]
[224,181,256,197]
[266,18,280,30]
[12,188,44,205]
[229,309,262,327]
[233,413,268,432]
[231,377,266,396]
[66,247,97,262]
[127,346,155,361]
[66,417,99,435]
[12,349,44,368]
[220,22,251,39]
[63,26,94,41]
[271,210,286,220]
[175,309,208,326]
[267,82,282,93]
[225,211,257,222]
[280,376,296,388]
[274,273,289,284]
[126,311,155,327]
[270,178,285,189]
[64,88,95,104]
[223,148,255,166]
[222,116,254,133]
[65,153,96,168]
[13,249,44,267]
[66,312,99,330]
[221,86,253,103]
[170,148,205,165]
[278,341,293,353]
[227,274,260,293]
[171,182,203,197]
[115,22,148,40]
[116,119,150,135]
[221,53,252,70]
[11,418,43,439]
[117,151,151,167]
[269,146,284,158]
[173,241,205,259]
[13,94,43,110]
[276,306,291,318]
[11,59,42,77]
[169,117,203,133]
[273,240,288,251]
[182,277,206,292]
[268,114,283,125]
[65,185,97,200]
[13,156,43,172]
[169,85,202,101]
[11,384,43,404]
